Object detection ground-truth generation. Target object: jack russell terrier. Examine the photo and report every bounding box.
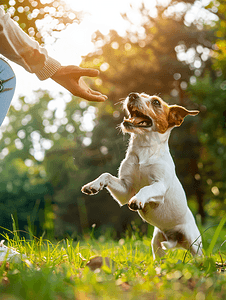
[81,92,202,259]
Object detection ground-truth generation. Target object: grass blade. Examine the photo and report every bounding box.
[207,214,226,256]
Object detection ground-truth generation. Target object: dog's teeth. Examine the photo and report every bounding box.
[138,121,147,126]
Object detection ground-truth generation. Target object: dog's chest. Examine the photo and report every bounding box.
[132,161,155,190]
[126,146,171,192]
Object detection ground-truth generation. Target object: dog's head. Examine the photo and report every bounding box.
[121,92,199,134]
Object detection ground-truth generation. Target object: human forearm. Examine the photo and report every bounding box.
[0,7,61,80]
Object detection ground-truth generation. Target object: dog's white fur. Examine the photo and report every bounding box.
[81,93,202,259]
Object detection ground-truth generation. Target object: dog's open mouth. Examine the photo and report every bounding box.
[123,108,153,128]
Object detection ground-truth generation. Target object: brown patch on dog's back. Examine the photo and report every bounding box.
[164,229,190,248]
[164,230,185,243]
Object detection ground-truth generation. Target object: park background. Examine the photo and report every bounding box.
[0,0,225,240]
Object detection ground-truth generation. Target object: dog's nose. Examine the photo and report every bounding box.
[128,92,139,102]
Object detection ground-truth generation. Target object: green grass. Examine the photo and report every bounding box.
[0,222,226,300]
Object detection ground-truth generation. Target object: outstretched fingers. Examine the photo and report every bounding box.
[76,86,107,102]
[51,65,108,102]
[73,67,100,77]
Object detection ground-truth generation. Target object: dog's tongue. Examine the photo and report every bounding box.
[124,116,150,126]
[131,117,146,125]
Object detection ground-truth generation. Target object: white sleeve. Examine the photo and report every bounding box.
[0,7,61,80]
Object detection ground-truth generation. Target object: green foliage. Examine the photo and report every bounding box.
[0,91,83,236]
[190,75,226,178]
[82,21,211,99]
[207,0,226,77]
[206,214,226,256]
[188,0,226,217]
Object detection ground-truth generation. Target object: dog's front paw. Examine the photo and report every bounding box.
[81,184,99,195]
[128,197,144,211]
[81,180,105,195]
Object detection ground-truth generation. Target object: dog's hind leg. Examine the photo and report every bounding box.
[151,227,167,260]
[166,222,202,256]
[181,230,202,256]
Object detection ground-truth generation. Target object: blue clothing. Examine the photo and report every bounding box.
[0,58,16,126]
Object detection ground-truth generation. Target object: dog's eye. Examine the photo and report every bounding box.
[152,99,161,107]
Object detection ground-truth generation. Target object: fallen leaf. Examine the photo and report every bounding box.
[187,278,197,290]
[0,262,10,270]
[86,256,111,271]
[119,282,131,292]
[2,277,10,286]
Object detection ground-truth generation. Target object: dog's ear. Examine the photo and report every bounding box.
[168,105,199,127]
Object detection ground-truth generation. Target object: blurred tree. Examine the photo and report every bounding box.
[82,1,216,101]
[0,91,57,236]
[1,0,81,43]
[188,0,226,219]
[0,91,95,237]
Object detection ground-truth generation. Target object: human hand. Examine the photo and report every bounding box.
[51,65,108,102]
